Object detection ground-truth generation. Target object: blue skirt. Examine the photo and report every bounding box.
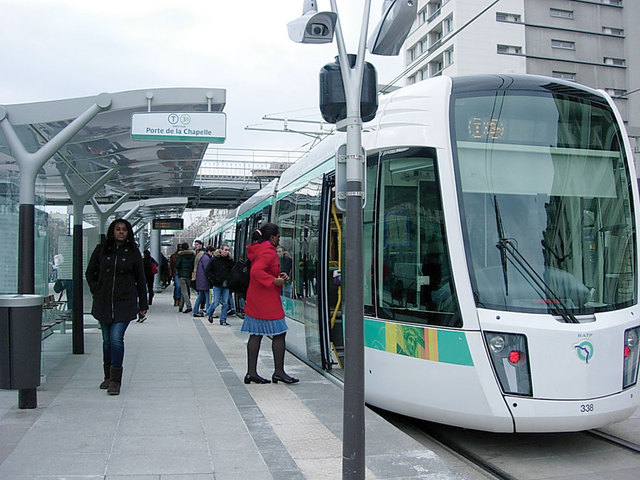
[241,313,288,336]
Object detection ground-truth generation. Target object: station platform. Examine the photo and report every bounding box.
[0,289,469,479]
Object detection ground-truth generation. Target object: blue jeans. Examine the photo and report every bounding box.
[100,321,130,368]
[173,274,181,300]
[228,293,235,311]
[206,286,229,322]
[194,290,210,315]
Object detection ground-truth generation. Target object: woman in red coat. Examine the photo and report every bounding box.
[241,223,299,385]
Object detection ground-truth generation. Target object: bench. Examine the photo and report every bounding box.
[41,293,71,339]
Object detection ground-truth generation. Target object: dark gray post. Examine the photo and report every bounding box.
[72,203,84,354]
[17,205,36,408]
[332,6,370,478]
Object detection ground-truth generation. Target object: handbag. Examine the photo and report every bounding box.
[53,279,65,293]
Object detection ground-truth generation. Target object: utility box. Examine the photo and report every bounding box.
[0,294,42,390]
[319,54,378,124]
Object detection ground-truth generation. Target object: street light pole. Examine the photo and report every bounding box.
[328,3,371,477]
[288,2,415,478]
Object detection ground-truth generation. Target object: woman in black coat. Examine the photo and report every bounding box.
[86,219,148,395]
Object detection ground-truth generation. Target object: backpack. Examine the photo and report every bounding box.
[227,259,251,294]
[151,261,158,275]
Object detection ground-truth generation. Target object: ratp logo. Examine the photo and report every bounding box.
[574,340,594,364]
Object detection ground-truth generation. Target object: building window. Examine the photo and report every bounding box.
[418,7,427,26]
[427,1,442,23]
[602,26,624,36]
[496,12,521,23]
[443,15,453,35]
[602,0,622,6]
[551,39,575,50]
[550,8,574,19]
[444,48,454,67]
[497,44,522,55]
[552,71,576,81]
[430,60,443,77]
[604,57,626,66]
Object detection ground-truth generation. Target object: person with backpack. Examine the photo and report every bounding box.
[192,245,213,318]
[241,223,298,385]
[204,243,235,325]
[142,250,158,311]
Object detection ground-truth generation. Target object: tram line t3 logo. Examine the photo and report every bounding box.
[574,340,594,364]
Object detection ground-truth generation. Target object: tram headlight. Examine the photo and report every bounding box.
[484,332,532,396]
[623,326,640,389]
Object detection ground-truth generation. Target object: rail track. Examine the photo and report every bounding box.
[377,409,640,480]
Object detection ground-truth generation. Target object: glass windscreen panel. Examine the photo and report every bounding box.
[453,90,636,314]
[377,147,461,327]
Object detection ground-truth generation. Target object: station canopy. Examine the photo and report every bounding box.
[0,87,227,224]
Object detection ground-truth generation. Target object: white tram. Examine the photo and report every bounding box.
[198,74,640,432]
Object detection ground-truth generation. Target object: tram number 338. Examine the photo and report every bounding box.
[580,403,595,413]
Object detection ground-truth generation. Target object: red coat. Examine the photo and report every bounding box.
[244,241,284,321]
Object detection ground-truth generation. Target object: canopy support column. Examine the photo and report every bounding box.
[61,168,118,355]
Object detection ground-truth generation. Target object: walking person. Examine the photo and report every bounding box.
[142,249,158,309]
[193,245,213,317]
[85,219,148,395]
[174,242,195,313]
[191,240,206,314]
[205,243,234,325]
[169,244,182,306]
[159,252,170,288]
[241,223,298,385]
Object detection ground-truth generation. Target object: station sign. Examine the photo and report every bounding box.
[152,218,184,230]
[131,112,226,143]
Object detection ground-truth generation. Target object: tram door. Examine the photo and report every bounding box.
[320,175,345,374]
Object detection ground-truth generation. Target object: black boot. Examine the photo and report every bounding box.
[99,363,110,389]
[107,366,123,395]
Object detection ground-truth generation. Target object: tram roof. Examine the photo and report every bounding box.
[0,87,226,222]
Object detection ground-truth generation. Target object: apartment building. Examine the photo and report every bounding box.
[402,0,640,169]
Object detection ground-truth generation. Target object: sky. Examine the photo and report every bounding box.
[1,0,404,154]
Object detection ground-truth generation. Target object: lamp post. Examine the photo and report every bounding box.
[288,2,416,478]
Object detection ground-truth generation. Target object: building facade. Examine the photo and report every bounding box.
[402,0,639,170]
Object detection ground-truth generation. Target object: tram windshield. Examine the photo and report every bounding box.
[453,89,636,314]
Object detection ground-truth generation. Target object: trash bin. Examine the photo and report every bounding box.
[0,294,42,390]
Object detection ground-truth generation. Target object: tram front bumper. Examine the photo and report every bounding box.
[506,389,639,433]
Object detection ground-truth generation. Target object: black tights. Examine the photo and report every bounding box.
[246,333,287,377]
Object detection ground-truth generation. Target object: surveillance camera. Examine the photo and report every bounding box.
[368,0,417,56]
[288,10,337,44]
[308,23,329,37]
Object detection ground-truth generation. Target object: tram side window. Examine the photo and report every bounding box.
[363,153,378,312]
[377,147,461,327]
[292,178,322,300]
[275,194,296,298]
[235,220,248,261]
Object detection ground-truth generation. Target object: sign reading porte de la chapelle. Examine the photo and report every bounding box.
[131,112,226,143]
